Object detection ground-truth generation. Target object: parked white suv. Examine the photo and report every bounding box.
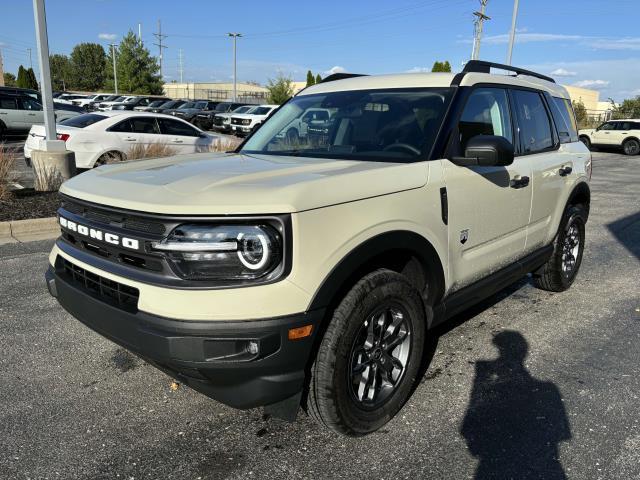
[46,61,591,436]
[72,94,114,110]
[579,119,640,155]
[230,104,278,136]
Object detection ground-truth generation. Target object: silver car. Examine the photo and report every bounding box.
[0,93,79,138]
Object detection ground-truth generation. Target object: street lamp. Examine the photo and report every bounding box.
[228,33,242,102]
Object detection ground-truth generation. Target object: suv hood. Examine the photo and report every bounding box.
[60,153,429,215]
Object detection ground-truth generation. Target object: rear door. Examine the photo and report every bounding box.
[442,86,532,291]
[108,116,162,152]
[157,117,206,153]
[19,96,44,129]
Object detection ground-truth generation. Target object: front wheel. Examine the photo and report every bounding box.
[623,138,640,156]
[533,204,586,292]
[307,269,426,436]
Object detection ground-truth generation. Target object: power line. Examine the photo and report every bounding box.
[471,0,490,60]
[153,19,168,78]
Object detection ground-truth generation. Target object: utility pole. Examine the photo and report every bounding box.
[138,23,142,42]
[27,47,33,69]
[153,19,168,79]
[178,49,184,83]
[228,33,241,102]
[471,0,490,61]
[0,49,4,87]
[110,43,118,94]
[506,0,520,65]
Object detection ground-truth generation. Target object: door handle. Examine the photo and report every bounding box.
[510,175,530,189]
[604,132,610,134]
[27,113,36,116]
[559,165,573,176]
[173,139,184,143]
[124,137,137,142]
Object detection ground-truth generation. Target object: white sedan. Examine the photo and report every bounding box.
[24,111,220,169]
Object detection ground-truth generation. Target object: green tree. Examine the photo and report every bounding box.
[104,31,162,94]
[25,67,39,90]
[16,65,28,88]
[70,43,106,91]
[3,72,17,87]
[572,100,588,129]
[431,60,452,72]
[315,73,322,84]
[266,73,294,104]
[612,96,640,119]
[49,54,72,90]
[306,70,315,87]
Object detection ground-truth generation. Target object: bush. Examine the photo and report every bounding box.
[0,144,16,200]
[126,142,177,161]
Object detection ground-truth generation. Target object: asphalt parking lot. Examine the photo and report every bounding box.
[1,151,639,480]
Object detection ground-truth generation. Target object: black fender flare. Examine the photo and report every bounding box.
[307,230,446,320]
[567,181,591,221]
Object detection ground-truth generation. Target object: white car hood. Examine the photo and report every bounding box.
[60,152,430,215]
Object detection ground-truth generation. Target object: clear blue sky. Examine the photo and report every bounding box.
[1,0,639,101]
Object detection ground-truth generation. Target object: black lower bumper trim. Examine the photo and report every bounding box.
[46,266,324,410]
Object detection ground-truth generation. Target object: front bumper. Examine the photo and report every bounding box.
[46,265,323,410]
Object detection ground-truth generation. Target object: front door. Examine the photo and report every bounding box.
[442,86,532,292]
[591,121,617,145]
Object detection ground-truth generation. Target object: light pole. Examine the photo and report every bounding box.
[110,43,118,94]
[228,33,242,102]
[32,0,56,144]
[506,0,520,65]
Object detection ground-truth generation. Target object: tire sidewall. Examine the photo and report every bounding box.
[553,205,586,289]
[316,271,426,435]
[623,138,639,156]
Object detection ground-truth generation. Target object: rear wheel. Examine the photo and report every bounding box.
[622,138,640,156]
[0,121,6,141]
[533,204,586,292]
[307,269,426,436]
[95,151,124,167]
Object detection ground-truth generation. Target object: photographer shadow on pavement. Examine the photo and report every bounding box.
[460,331,571,480]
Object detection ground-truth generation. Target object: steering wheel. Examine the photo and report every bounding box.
[383,143,421,155]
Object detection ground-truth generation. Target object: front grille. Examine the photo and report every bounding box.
[231,118,243,125]
[61,197,166,235]
[214,117,224,126]
[57,256,139,312]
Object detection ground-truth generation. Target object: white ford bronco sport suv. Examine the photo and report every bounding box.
[46,61,591,436]
[579,119,640,156]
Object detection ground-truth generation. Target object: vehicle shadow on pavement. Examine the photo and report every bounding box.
[607,211,640,260]
[461,330,571,480]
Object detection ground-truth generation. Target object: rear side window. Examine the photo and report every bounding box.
[0,96,18,109]
[512,90,553,153]
[458,87,513,150]
[550,97,579,143]
[158,118,200,137]
[60,113,107,128]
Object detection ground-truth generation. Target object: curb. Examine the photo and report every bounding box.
[0,216,59,244]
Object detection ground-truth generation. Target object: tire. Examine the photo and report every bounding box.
[533,204,586,292]
[579,136,591,150]
[0,121,5,141]
[95,151,124,167]
[622,138,640,156]
[307,269,426,436]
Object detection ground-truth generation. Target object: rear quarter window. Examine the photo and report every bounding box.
[550,97,579,143]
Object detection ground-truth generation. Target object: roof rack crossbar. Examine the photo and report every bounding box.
[462,60,555,84]
[320,73,368,83]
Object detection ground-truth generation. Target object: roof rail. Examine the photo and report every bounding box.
[320,73,368,83]
[462,60,555,84]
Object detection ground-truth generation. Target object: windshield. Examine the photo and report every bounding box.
[241,88,453,162]
[234,106,253,114]
[215,103,231,112]
[179,102,195,109]
[60,113,107,128]
[251,107,272,115]
[148,100,165,107]
[195,101,208,109]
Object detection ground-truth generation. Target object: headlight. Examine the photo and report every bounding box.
[242,119,252,125]
[112,105,126,110]
[151,223,284,282]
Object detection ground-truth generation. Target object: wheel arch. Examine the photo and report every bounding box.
[567,180,591,220]
[307,230,446,327]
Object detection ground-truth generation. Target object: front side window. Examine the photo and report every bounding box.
[20,97,42,111]
[158,118,199,137]
[512,90,553,153]
[598,122,616,131]
[458,87,513,151]
[241,88,453,162]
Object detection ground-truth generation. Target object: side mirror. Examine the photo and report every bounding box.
[451,135,514,167]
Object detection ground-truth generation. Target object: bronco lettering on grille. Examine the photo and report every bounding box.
[59,216,141,251]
